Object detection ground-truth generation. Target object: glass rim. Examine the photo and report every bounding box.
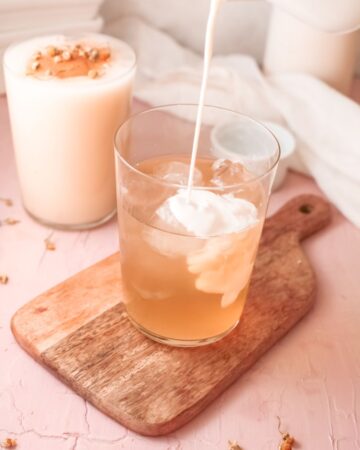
[114,103,281,191]
[3,32,136,86]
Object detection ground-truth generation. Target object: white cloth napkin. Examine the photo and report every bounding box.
[106,17,360,227]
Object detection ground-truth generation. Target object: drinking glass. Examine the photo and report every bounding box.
[4,33,136,229]
[115,104,280,347]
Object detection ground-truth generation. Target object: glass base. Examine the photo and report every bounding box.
[24,206,117,231]
[128,315,239,348]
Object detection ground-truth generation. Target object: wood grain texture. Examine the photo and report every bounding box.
[11,194,331,436]
[10,253,122,357]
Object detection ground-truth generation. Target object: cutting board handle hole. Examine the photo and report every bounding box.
[299,204,313,214]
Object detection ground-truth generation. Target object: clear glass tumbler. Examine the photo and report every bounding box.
[115,105,280,347]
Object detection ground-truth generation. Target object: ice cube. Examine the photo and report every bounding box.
[187,226,260,308]
[210,159,249,187]
[152,161,203,186]
[130,282,173,301]
[143,214,204,258]
[142,195,206,258]
[121,172,171,222]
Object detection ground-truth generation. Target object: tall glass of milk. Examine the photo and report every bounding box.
[3,33,136,229]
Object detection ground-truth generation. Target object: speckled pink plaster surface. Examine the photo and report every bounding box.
[1,88,360,450]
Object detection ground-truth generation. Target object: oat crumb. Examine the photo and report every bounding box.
[45,239,56,251]
[228,440,242,450]
[31,61,40,71]
[46,46,57,57]
[279,434,295,450]
[3,218,20,225]
[0,198,13,207]
[87,69,98,79]
[0,274,9,285]
[277,416,295,450]
[1,438,17,448]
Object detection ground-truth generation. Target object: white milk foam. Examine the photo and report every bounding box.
[157,189,258,237]
[4,33,135,86]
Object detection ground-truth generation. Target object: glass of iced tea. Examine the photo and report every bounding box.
[115,105,280,347]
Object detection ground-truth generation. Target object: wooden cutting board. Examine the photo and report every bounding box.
[11,194,331,436]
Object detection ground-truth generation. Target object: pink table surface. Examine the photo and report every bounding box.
[1,84,360,450]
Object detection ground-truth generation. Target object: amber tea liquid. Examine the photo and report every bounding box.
[118,156,264,345]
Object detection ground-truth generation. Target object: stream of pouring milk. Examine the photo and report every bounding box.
[157,0,258,238]
[186,0,223,200]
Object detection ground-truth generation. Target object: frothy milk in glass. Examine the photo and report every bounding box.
[4,33,136,229]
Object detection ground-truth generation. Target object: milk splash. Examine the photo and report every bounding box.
[157,189,258,237]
